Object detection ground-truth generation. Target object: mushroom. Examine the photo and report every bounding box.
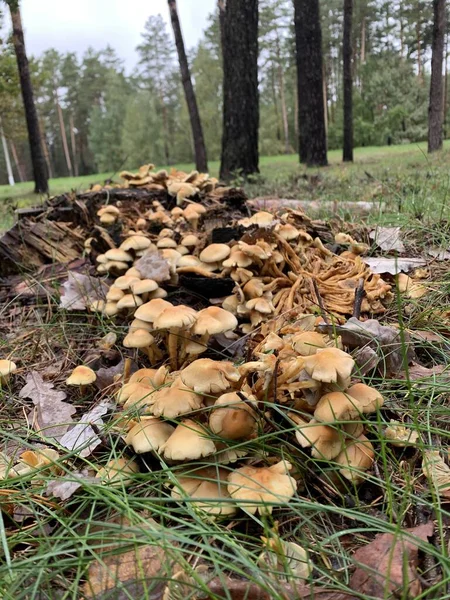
[171,466,236,516]
[209,391,258,440]
[200,244,231,265]
[157,237,178,249]
[291,331,327,356]
[120,236,152,252]
[129,279,159,299]
[114,275,141,290]
[150,377,203,418]
[106,287,125,302]
[0,360,17,385]
[302,347,354,386]
[180,358,240,394]
[153,304,198,370]
[345,383,384,414]
[95,457,139,486]
[293,416,344,460]
[123,328,160,364]
[181,234,200,249]
[313,392,361,423]
[134,298,172,323]
[125,417,175,453]
[66,365,97,394]
[335,435,374,484]
[227,461,296,515]
[117,294,143,311]
[160,419,216,461]
[385,420,419,447]
[192,306,238,346]
[104,248,133,263]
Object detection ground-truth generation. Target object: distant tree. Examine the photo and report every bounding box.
[167,0,208,172]
[343,0,354,161]
[428,0,446,152]
[6,0,48,192]
[293,0,328,166]
[220,0,259,180]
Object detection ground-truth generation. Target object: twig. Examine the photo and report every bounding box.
[312,279,329,324]
[352,278,365,319]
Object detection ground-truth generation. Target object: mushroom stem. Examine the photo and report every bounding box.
[168,327,180,370]
[123,357,132,383]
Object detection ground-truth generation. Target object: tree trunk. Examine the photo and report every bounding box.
[56,92,73,176]
[10,139,24,182]
[39,118,53,180]
[360,16,366,64]
[275,34,290,154]
[69,113,79,177]
[270,64,281,141]
[293,0,327,167]
[444,36,448,135]
[322,62,328,135]
[343,0,354,162]
[220,0,259,180]
[8,2,48,193]
[428,0,446,152]
[159,89,171,165]
[416,18,423,79]
[293,83,299,146]
[0,118,15,186]
[168,0,208,172]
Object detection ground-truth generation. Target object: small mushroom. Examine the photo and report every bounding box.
[180,358,240,394]
[153,304,198,370]
[120,236,152,252]
[227,461,296,515]
[171,466,236,516]
[335,434,374,484]
[104,248,133,263]
[200,244,231,264]
[95,457,139,486]
[134,298,172,323]
[150,377,203,418]
[209,391,258,440]
[123,328,159,364]
[0,360,17,385]
[313,392,361,423]
[345,383,384,414]
[66,365,97,394]
[293,416,344,460]
[291,331,327,356]
[385,420,419,446]
[160,419,216,461]
[192,306,238,346]
[125,417,175,453]
[302,347,354,386]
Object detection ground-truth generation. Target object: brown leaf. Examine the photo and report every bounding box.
[349,523,433,598]
[84,544,175,599]
[59,271,108,310]
[19,371,76,440]
[134,250,170,283]
[59,400,112,458]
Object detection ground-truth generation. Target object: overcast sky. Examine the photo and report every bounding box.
[18,0,217,71]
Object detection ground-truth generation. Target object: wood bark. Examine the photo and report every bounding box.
[220,0,259,180]
[56,92,73,176]
[8,2,48,193]
[275,34,290,153]
[39,118,53,180]
[416,17,422,79]
[10,139,24,182]
[0,118,15,185]
[168,0,208,172]
[343,0,354,162]
[293,0,327,166]
[428,0,446,152]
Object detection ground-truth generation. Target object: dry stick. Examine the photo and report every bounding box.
[352,277,366,319]
[312,279,330,325]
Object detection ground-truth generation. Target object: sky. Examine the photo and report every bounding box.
[19,0,217,71]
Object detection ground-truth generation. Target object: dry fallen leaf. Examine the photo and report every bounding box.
[19,372,76,440]
[422,451,450,499]
[428,248,450,261]
[350,523,433,598]
[59,400,112,458]
[134,250,170,283]
[46,469,96,500]
[59,271,108,310]
[369,226,405,252]
[363,257,427,275]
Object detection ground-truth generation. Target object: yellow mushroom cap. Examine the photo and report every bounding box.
[120,236,151,252]
[227,461,296,515]
[117,294,143,310]
[123,329,154,349]
[209,391,257,440]
[291,332,327,356]
[114,275,141,291]
[314,392,361,423]
[106,287,125,302]
[125,417,174,453]
[181,234,200,248]
[335,435,375,483]
[345,383,384,414]
[193,306,238,336]
[95,457,139,486]
[199,244,231,263]
[129,279,159,294]
[66,365,96,386]
[134,298,172,323]
[150,378,203,418]
[0,360,17,379]
[302,348,355,383]
[153,304,197,329]
[104,248,133,263]
[171,466,236,516]
[160,419,216,461]
[294,417,344,460]
[157,237,178,249]
[180,358,240,394]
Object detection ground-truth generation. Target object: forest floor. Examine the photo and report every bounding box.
[1,144,450,598]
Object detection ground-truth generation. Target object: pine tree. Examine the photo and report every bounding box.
[428,0,446,152]
[293,0,328,166]
[220,0,259,180]
[343,0,354,161]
